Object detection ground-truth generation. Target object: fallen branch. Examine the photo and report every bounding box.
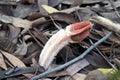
[30,32,112,80]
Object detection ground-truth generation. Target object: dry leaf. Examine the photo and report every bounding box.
[1,50,26,67]
[0,38,17,53]
[39,78,52,80]
[66,59,89,76]
[8,24,20,43]
[0,14,32,34]
[13,40,27,56]
[16,0,35,4]
[0,53,7,70]
[48,0,63,7]
[0,14,46,34]
[32,28,48,45]
[42,5,59,13]
[49,12,78,24]
[72,73,86,80]
[60,73,86,80]
[1,50,33,78]
[71,0,84,7]
[13,3,38,18]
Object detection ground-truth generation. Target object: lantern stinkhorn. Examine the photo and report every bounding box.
[39,21,93,70]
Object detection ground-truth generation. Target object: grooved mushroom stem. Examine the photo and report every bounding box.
[39,21,93,70]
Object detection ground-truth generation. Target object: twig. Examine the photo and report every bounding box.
[30,32,112,80]
[50,16,62,30]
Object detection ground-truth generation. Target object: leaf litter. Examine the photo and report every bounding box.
[0,0,120,80]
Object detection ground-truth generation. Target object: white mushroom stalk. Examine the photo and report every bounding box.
[39,21,93,70]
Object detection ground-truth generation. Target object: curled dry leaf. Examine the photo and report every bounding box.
[0,53,7,70]
[39,21,93,70]
[13,40,27,56]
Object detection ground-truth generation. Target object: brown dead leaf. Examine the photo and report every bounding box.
[13,3,38,18]
[39,78,52,80]
[62,0,103,5]
[1,50,26,67]
[0,14,46,34]
[28,0,35,4]
[0,30,6,38]
[48,70,68,77]
[95,29,120,44]
[85,69,107,80]
[28,12,47,20]
[8,24,20,43]
[85,52,110,68]
[49,12,78,24]
[59,74,86,80]
[71,0,84,7]
[72,73,86,80]
[0,53,7,70]
[32,28,48,45]
[16,0,35,4]
[48,0,64,7]
[0,14,32,34]
[0,38,17,53]
[66,59,89,76]
[1,50,33,78]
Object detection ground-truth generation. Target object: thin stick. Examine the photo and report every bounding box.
[50,16,62,30]
[30,32,112,80]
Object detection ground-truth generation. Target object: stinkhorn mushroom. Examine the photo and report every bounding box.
[39,21,93,70]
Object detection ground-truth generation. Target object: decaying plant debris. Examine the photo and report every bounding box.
[0,0,120,80]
